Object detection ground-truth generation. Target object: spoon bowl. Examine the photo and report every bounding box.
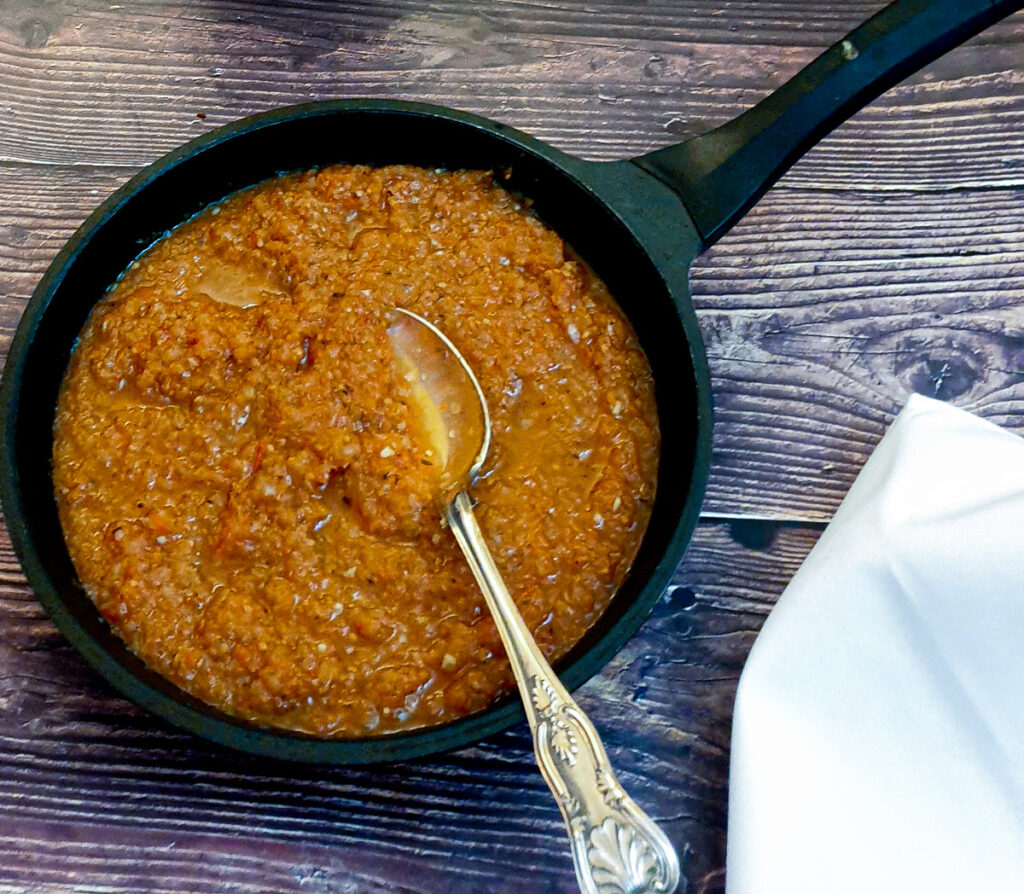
[387,308,490,495]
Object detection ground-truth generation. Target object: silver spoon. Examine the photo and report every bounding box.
[388,307,680,894]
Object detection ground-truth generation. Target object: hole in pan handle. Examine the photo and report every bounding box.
[634,0,1023,251]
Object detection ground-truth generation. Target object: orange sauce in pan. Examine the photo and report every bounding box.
[53,165,659,736]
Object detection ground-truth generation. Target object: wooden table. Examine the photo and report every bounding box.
[1,2,1021,891]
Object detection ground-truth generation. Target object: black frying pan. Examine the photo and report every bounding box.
[1,0,1019,764]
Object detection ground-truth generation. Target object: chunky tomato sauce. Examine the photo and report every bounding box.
[53,165,659,736]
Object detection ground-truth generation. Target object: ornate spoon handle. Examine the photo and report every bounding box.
[447,491,680,894]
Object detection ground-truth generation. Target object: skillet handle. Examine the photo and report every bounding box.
[634,0,1023,250]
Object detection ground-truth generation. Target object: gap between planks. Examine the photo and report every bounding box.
[2,155,1021,196]
[698,511,829,528]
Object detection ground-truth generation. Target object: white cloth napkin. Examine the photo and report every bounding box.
[726,394,1024,894]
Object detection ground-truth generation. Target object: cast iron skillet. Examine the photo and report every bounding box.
[1,0,1019,764]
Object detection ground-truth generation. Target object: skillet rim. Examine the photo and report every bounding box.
[0,98,712,764]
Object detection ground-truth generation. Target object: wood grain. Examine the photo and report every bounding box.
[2,165,1020,519]
[0,521,819,894]
[0,3,1020,186]
[695,185,1024,518]
[0,0,1021,891]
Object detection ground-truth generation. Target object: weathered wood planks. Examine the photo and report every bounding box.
[0,521,819,893]
[0,3,1020,182]
[0,0,1021,891]
[2,166,1021,519]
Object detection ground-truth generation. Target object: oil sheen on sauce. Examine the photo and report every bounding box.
[52,165,660,737]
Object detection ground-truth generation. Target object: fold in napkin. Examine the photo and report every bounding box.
[726,395,1024,894]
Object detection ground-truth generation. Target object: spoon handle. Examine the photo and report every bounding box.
[447,491,680,894]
